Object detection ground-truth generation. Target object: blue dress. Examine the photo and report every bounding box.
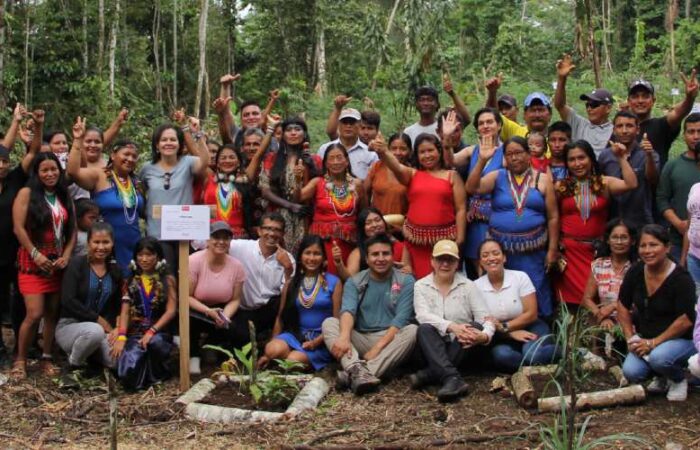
[93,182,144,273]
[489,169,552,318]
[277,273,338,370]
[465,144,504,260]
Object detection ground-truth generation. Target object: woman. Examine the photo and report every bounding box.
[335,207,410,281]
[364,133,411,216]
[12,152,76,379]
[444,108,504,270]
[46,129,90,201]
[475,239,558,373]
[56,222,122,383]
[83,108,129,170]
[581,219,636,330]
[371,133,466,279]
[554,140,637,310]
[466,136,558,318]
[260,117,319,252]
[683,181,700,296]
[113,237,177,390]
[295,144,365,275]
[258,235,341,370]
[187,222,245,375]
[618,225,696,402]
[139,122,210,269]
[200,133,267,237]
[67,117,144,272]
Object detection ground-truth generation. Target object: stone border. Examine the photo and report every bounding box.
[176,375,330,424]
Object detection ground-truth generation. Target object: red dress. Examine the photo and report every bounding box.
[309,177,358,275]
[201,173,247,238]
[554,192,609,305]
[404,171,456,279]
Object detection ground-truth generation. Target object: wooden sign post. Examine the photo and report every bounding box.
[160,204,211,392]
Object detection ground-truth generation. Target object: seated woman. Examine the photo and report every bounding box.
[113,237,177,390]
[258,235,341,370]
[581,219,636,331]
[618,225,697,402]
[411,240,494,402]
[474,239,558,373]
[56,222,123,384]
[187,221,245,375]
[335,207,411,281]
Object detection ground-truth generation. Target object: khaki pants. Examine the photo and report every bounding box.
[322,317,417,378]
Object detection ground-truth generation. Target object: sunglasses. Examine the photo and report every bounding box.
[585,101,603,109]
[163,172,172,190]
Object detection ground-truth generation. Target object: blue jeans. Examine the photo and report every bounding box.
[686,253,700,298]
[622,338,696,383]
[490,319,558,373]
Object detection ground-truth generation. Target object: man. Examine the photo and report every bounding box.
[657,113,700,259]
[324,95,382,145]
[318,108,378,180]
[241,127,265,163]
[228,212,295,346]
[627,71,698,166]
[497,94,518,122]
[410,240,494,402]
[322,233,417,395]
[554,54,613,157]
[403,86,441,144]
[598,111,660,230]
[547,121,572,182]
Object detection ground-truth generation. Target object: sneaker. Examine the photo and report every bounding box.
[347,363,381,396]
[437,376,469,403]
[189,357,201,375]
[647,376,669,394]
[335,370,350,391]
[408,370,431,390]
[667,379,688,402]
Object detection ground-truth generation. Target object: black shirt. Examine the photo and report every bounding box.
[60,256,122,323]
[0,166,27,267]
[619,262,696,339]
[638,116,681,167]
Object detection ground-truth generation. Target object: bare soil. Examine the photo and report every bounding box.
[199,381,299,412]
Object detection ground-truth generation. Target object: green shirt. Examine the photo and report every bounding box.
[656,153,700,244]
[341,272,415,332]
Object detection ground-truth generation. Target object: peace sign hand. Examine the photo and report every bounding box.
[72,116,87,140]
[681,69,699,98]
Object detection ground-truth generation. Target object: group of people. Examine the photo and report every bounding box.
[1,57,700,403]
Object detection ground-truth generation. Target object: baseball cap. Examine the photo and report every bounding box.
[524,92,551,108]
[210,221,233,237]
[628,79,655,96]
[432,240,459,259]
[497,94,517,107]
[338,108,361,122]
[580,88,614,104]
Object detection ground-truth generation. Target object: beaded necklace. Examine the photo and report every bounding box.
[216,181,240,220]
[138,273,157,323]
[298,275,322,309]
[45,192,64,252]
[574,179,597,223]
[325,174,356,217]
[507,169,532,220]
[112,171,139,224]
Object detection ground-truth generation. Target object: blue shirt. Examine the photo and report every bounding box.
[341,272,415,332]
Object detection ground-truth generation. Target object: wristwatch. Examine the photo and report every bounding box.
[501,321,509,333]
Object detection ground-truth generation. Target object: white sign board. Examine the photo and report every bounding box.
[160,205,211,241]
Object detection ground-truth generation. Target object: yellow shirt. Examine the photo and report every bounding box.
[499,114,551,157]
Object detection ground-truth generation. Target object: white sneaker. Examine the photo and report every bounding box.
[189,357,201,375]
[646,376,669,394]
[667,379,688,402]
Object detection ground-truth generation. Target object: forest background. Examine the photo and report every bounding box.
[0,0,699,157]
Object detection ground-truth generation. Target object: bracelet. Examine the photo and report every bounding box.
[266,124,275,135]
[30,247,39,260]
[193,131,204,141]
[149,325,158,334]
[182,125,191,133]
[116,336,127,342]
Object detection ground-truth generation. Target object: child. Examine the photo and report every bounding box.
[547,121,572,182]
[72,199,100,258]
[527,132,549,172]
[112,237,176,390]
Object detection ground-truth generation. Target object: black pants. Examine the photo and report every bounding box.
[0,266,24,352]
[189,311,244,357]
[417,323,474,384]
[229,296,281,349]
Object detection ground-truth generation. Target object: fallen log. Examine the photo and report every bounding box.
[511,371,536,408]
[537,384,645,413]
[608,365,628,387]
[521,365,558,377]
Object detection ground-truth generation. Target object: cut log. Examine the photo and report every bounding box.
[608,365,628,387]
[521,365,558,377]
[511,371,536,408]
[537,384,645,413]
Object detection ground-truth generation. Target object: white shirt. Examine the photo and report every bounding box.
[228,239,295,310]
[413,273,494,340]
[403,121,439,146]
[474,269,535,321]
[317,138,378,180]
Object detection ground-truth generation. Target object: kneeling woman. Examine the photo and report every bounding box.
[56,222,123,378]
[113,238,177,390]
[618,225,696,402]
[474,239,558,373]
[259,235,341,370]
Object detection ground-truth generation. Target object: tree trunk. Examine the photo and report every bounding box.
[600,0,613,72]
[584,0,602,87]
[666,0,678,75]
[538,385,646,413]
[685,0,690,18]
[194,0,209,118]
[153,0,162,103]
[314,27,327,96]
[98,0,105,75]
[173,0,178,107]
[511,371,536,408]
[108,0,120,98]
[0,0,9,109]
[371,0,401,90]
[82,0,88,76]
[23,4,30,104]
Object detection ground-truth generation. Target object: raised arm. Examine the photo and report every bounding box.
[2,103,27,150]
[28,110,44,162]
[183,117,210,177]
[443,73,470,125]
[260,89,280,130]
[465,135,498,194]
[292,170,319,203]
[667,69,698,129]
[554,54,575,121]
[484,73,502,109]
[604,141,639,195]
[67,116,100,190]
[245,115,279,182]
[640,133,659,187]
[325,95,351,140]
[213,96,235,144]
[368,132,414,186]
[441,110,468,169]
[103,107,129,147]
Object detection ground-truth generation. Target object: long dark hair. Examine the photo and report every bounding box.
[269,117,319,191]
[322,143,356,177]
[595,218,638,261]
[25,152,75,245]
[215,144,255,234]
[563,140,601,175]
[150,124,185,163]
[411,133,445,169]
[87,221,123,283]
[356,207,391,270]
[281,235,329,337]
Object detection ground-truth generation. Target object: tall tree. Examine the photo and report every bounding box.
[194,0,209,117]
[108,0,120,98]
[153,0,163,103]
[98,0,105,74]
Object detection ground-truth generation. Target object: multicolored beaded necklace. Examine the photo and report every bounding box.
[45,192,64,252]
[112,171,139,224]
[325,175,356,217]
[574,179,596,223]
[298,275,322,309]
[216,181,241,220]
[507,169,532,220]
[138,273,156,323]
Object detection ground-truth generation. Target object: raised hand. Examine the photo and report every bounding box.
[293,159,305,182]
[219,73,241,85]
[609,140,628,159]
[117,107,129,123]
[333,95,352,109]
[556,54,576,78]
[331,240,343,265]
[368,131,387,155]
[269,89,281,101]
[268,113,282,129]
[212,96,232,114]
[640,133,654,155]
[30,109,45,125]
[484,72,503,93]
[681,68,699,98]
[188,116,201,133]
[171,108,186,125]
[72,116,87,140]
[441,110,460,144]
[13,103,27,122]
[479,134,497,160]
[442,72,454,94]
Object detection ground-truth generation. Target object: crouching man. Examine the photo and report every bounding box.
[322,233,417,395]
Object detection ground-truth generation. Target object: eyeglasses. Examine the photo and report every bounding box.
[260,225,284,233]
[609,235,630,243]
[504,149,528,158]
[163,172,172,190]
[585,101,603,109]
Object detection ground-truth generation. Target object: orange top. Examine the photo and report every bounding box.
[366,161,408,215]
